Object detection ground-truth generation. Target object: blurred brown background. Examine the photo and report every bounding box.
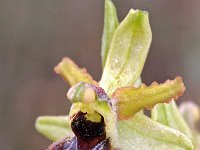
[0,0,200,149]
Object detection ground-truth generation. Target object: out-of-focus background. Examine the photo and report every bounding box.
[0,0,200,149]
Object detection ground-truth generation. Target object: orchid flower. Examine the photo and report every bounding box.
[35,0,198,149]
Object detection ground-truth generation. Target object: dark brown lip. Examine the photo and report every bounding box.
[71,111,107,149]
[47,111,111,150]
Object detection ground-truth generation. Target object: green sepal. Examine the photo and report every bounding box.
[100,9,152,96]
[117,113,194,150]
[35,116,74,141]
[151,101,193,141]
[101,0,118,67]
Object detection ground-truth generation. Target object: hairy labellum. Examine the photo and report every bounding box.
[48,112,111,150]
[71,112,105,140]
[71,111,108,149]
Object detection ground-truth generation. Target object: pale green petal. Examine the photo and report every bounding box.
[101,0,118,67]
[54,57,97,86]
[179,102,199,130]
[179,102,200,149]
[100,9,152,96]
[195,134,200,149]
[35,116,74,141]
[112,77,185,120]
[117,113,193,150]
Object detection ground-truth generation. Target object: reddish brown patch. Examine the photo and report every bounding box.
[71,112,106,150]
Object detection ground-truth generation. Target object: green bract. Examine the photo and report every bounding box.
[35,0,199,149]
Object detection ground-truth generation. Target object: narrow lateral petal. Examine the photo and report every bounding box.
[112,76,185,120]
[54,57,97,86]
